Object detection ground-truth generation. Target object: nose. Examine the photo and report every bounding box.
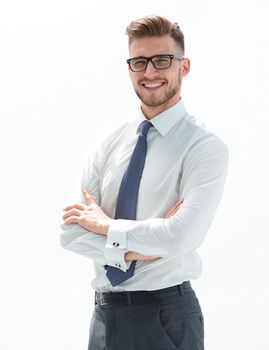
[143,61,159,77]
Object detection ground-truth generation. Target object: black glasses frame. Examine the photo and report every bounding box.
[126,53,184,72]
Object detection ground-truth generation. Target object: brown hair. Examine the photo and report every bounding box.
[126,15,185,54]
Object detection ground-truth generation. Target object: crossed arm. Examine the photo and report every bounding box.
[62,187,183,262]
[60,137,228,269]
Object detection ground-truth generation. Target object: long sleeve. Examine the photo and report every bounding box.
[59,100,230,291]
[59,148,108,266]
[60,223,107,265]
[105,137,229,258]
[59,146,132,271]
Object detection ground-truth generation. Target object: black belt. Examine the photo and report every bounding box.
[95,281,192,306]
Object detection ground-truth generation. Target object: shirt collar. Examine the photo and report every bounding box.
[137,98,187,137]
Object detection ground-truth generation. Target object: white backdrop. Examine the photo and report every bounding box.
[0,0,268,349]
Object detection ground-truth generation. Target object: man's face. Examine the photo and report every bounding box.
[128,35,189,114]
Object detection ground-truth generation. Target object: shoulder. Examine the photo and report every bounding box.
[181,113,229,168]
[186,112,228,149]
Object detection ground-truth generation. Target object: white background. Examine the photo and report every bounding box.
[0,0,268,349]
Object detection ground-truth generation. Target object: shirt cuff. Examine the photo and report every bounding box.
[104,219,132,272]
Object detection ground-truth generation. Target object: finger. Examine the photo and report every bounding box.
[165,208,176,218]
[82,187,95,206]
[63,216,79,225]
[63,203,86,211]
[62,208,82,220]
[175,198,184,206]
[172,198,184,210]
[165,198,184,218]
[170,206,180,215]
[165,208,174,218]
[169,199,182,212]
[165,205,177,217]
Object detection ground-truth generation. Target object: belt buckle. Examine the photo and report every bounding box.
[96,292,108,306]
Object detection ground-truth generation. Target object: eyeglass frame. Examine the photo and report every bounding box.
[126,53,185,72]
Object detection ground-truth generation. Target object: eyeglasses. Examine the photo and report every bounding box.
[126,53,184,72]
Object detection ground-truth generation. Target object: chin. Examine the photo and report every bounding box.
[142,97,169,107]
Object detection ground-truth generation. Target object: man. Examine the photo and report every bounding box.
[60,15,229,350]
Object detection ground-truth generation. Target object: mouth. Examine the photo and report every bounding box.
[141,81,165,90]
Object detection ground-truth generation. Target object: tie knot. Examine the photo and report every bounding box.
[139,120,153,137]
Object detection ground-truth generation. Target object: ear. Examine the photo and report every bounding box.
[181,58,191,76]
[128,65,133,79]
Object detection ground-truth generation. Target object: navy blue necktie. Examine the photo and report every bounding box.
[105,120,153,286]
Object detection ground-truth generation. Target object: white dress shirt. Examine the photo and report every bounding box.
[60,98,229,292]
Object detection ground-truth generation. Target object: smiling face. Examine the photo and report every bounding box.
[128,34,190,119]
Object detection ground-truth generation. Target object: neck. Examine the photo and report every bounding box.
[141,95,181,120]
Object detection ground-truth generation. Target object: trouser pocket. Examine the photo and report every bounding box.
[113,303,177,350]
[158,291,204,350]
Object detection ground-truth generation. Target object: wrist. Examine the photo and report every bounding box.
[125,252,133,261]
[99,218,113,236]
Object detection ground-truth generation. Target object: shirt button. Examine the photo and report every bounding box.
[113,242,120,247]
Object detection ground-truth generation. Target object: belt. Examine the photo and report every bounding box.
[95,281,192,306]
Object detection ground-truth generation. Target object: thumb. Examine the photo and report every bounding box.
[82,187,95,206]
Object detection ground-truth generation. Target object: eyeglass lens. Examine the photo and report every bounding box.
[130,55,172,71]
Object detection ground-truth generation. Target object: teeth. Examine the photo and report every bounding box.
[144,82,163,88]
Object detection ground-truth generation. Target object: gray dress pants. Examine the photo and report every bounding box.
[88,282,204,350]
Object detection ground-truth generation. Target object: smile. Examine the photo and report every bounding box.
[142,82,165,89]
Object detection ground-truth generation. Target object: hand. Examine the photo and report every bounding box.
[125,251,157,261]
[165,198,184,218]
[62,187,113,236]
[125,198,184,262]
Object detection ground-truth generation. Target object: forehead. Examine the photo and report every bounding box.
[129,35,179,57]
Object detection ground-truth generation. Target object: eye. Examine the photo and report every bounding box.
[153,56,171,67]
[131,58,147,69]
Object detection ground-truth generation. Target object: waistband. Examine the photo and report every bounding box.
[95,281,192,306]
